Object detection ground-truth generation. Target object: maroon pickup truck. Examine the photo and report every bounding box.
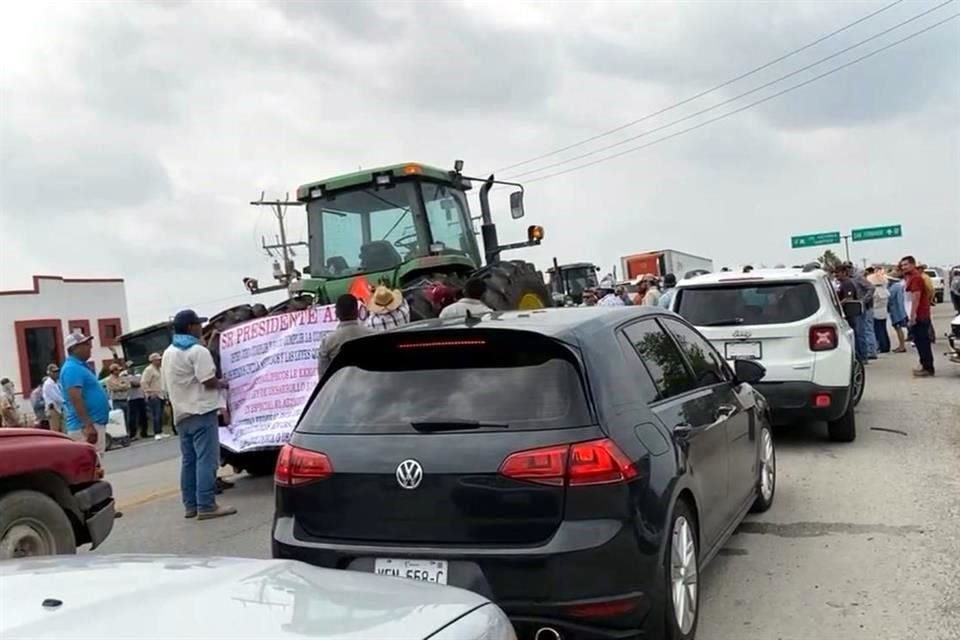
[0,429,115,559]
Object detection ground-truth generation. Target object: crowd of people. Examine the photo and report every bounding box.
[833,255,940,377]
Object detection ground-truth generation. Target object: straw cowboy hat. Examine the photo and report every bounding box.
[367,285,403,314]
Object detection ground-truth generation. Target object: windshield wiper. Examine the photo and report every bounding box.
[700,317,746,327]
[410,419,509,433]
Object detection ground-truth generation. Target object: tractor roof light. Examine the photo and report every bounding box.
[375,174,392,186]
[402,164,422,175]
[309,187,323,199]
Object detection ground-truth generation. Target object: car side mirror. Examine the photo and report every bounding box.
[510,190,525,219]
[734,359,766,384]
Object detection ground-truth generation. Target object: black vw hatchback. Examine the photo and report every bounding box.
[273,307,776,640]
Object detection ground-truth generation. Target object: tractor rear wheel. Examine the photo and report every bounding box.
[476,260,551,311]
[405,272,466,321]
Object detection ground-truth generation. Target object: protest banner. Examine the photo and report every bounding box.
[218,305,338,452]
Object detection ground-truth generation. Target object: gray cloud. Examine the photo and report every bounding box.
[0,126,172,215]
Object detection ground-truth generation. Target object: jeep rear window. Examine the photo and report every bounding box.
[675,282,820,326]
[299,334,593,434]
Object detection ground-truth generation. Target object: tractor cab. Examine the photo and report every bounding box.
[298,164,482,293]
[547,262,600,306]
[295,162,550,317]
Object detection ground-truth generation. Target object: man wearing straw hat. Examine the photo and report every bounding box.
[365,285,411,331]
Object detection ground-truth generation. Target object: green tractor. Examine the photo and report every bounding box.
[291,160,551,318]
[546,260,600,306]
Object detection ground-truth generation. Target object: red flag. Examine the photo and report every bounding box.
[348,275,372,303]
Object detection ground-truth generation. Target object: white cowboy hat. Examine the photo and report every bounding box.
[367,285,403,314]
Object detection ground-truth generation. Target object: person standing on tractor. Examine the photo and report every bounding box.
[440,278,493,320]
[365,286,411,331]
[318,294,371,377]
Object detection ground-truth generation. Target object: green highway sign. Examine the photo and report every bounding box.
[791,232,841,249]
[851,224,902,242]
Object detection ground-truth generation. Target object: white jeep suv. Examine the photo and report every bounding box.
[670,268,864,441]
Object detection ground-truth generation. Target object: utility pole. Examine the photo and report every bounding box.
[841,234,851,262]
[246,192,307,294]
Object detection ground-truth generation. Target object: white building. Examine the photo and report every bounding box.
[0,275,130,412]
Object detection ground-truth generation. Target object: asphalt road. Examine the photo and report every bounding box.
[95,306,960,640]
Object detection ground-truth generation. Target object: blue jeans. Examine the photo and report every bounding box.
[874,317,891,353]
[863,308,878,358]
[177,411,220,512]
[147,397,164,435]
[852,314,868,362]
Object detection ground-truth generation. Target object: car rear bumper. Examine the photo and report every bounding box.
[272,516,660,637]
[754,381,851,422]
[73,481,115,549]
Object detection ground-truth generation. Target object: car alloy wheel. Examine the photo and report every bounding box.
[851,360,865,407]
[760,428,775,503]
[670,515,698,635]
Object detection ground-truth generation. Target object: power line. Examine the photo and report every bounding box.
[507,0,955,180]
[522,11,959,185]
[495,0,906,173]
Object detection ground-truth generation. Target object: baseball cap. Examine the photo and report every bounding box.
[64,332,94,351]
[173,309,208,332]
[149,352,162,361]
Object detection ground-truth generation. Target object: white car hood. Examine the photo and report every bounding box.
[0,555,489,640]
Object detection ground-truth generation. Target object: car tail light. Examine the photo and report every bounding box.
[499,438,638,487]
[275,444,333,486]
[809,325,838,351]
[498,444,568,486]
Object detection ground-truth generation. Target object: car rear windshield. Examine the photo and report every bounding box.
[675,282,820,326]
[299,332,593,434]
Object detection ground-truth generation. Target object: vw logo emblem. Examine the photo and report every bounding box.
[396,459,423,490]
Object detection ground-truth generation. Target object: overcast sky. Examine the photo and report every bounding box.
[1,0,957,327]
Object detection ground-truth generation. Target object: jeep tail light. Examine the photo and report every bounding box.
[275,444,333,486]
[499,438,638,487]
[809,325,838,351]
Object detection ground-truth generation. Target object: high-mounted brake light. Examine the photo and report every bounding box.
[396,339,487,349]
[275,444,333,486]
[809,325,838,351]
[499,438,638,487]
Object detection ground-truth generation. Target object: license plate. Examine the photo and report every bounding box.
[374,558,448,584]
[725,341,762,360]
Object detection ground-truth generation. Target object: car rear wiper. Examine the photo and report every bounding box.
[410,419,509,432]
[700,317,746,327]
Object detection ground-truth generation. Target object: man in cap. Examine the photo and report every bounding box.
[365,285,411,331]
[60,332,110,449]
[0,378,20,428]
[596,277,624,306]
[42,364,65,433]
[141,352,167,438]
[162,310,236,520]
[318,294,371,377]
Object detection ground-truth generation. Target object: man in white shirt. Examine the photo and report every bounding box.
[439,278,493,320]
[596,277,625,307]
[141,353,166,438]
[162,309,235,521]
[42,364,65,433]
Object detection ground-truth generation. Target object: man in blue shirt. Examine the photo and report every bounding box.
[60,332,110,451]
